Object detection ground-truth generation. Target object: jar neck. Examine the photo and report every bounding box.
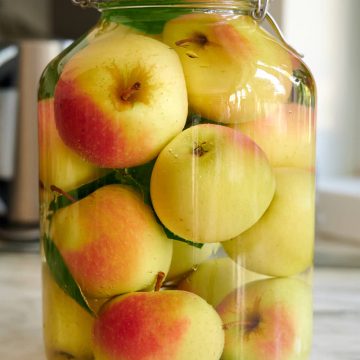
[77,0,258,12]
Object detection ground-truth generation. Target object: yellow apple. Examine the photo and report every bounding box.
[178,257,266,307]
[223,168,315,277]
[42,265,94,360]
[86,20,135,44]
[217,277,313,360]
[163,13,293,123]
[150,124,276,243]
[166,241,220,281]
[233,103,316,169]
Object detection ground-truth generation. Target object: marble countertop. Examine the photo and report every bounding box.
[0,252,360,360]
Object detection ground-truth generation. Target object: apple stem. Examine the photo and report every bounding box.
[50,185,76,204]
[193,142,208,157]
[155,271,166,292]
[176,34,208,47]
[120,82,141,102]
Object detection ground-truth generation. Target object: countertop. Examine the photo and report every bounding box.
[0,252,360,360]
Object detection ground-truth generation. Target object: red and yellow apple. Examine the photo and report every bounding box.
[217,277,313,360]
[150,124,276,243]
[163,14,293,123]
[38,98,105,192]
[223,168,315,277]
[50,184,173,298]
[42,265,94,360]
[54,31,188,168]
[166,241,220,281]
[93,290,224,360]
[178,257,266,307]
[233,103,316,169]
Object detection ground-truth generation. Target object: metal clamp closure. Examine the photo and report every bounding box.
[71,0,95,7]
[252,0,269,22]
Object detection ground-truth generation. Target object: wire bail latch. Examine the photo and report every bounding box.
[71,0,96,7]
[252,0,269,22]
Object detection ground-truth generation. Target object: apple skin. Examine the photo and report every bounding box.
[178,257,266,307]
[54,31,188,168]
[42,265,94,360]
[223,168,315,277]
[38,98,106,192]
[50,184,173,298]
[217,277,313,360]
[233,103,316,169]
[163,13,293,124]
[86,20,135,44]
[150,124,276,243]
[93,290,224,360]
[166,241,220,282]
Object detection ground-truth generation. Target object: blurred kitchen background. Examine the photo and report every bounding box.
[0,0,359,266]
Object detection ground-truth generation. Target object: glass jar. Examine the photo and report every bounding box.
[38,1,316,359]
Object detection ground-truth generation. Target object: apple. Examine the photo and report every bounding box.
[217,277,313,360]
[150,124,276,243]
[233,103,316,169]
[223,167,315,277]
[50,184,173,298]
[86,20,135,44]
[54,31,188,168]
[178,257,266,307]
[38,98,106,192]
[93,290,224,360]
[42,265,94,360]
[166,241,220,282]
[162,13,293,124]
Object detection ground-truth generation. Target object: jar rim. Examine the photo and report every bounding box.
[73,0,258,11]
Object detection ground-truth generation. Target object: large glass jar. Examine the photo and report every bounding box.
[38,1,316,359]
